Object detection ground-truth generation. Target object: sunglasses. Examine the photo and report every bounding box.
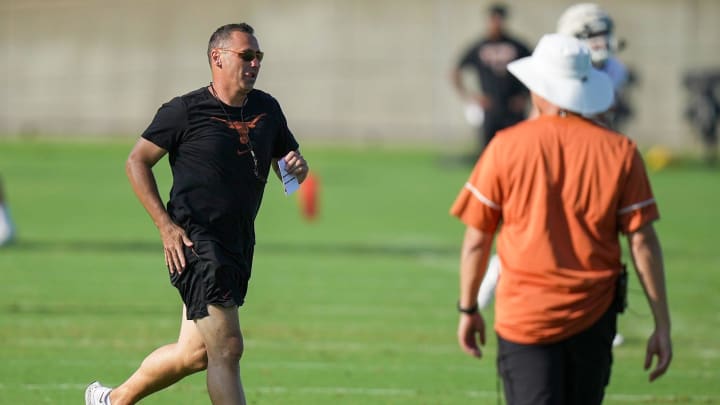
[219,48,264,62]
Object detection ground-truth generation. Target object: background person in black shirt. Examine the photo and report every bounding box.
[451,3,531,156]
[85,23,308,405]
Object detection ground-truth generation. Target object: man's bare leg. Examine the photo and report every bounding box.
[109,306,208,405]
[194,304,246,405]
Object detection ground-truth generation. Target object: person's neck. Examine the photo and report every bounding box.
[487,29,503,40]
[534,101,578,118]
[539,109,579,118]
[210,81,249,107]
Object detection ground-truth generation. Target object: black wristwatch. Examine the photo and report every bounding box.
[457,301,479,314]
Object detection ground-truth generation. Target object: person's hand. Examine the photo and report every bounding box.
[471,95,493,110]
[158,221,193,274]
[645,327,672,382]
[458,312,486,358]
[283,150,309,183]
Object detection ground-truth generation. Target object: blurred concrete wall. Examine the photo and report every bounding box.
[1,0,719,148]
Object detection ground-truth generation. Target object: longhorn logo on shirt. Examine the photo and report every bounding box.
[211,114,266,155]
[478,43,519,76]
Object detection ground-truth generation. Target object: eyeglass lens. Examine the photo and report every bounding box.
[240,50,263,62]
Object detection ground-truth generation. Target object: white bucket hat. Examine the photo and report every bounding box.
[507,33,614,115]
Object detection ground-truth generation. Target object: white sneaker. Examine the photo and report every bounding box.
[0,204,14,246]
[612,333,625,347]
[85,381,112,405]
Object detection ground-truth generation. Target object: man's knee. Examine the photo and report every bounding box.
[197,305,244,363]
[214,335,244,362]
[203,334,244,365]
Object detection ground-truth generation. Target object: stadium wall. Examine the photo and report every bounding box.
[1,0,718,149]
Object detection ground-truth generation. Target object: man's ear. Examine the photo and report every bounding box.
[211,50,222,68]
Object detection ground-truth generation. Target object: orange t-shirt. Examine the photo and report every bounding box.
[451,115,659,344]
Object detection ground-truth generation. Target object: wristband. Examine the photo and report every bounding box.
[457,301,479,314]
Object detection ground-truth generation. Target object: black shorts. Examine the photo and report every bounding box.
[170,240,253,320]
[497,307,617,405]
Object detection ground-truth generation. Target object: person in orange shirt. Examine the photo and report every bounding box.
[451,33,672,405]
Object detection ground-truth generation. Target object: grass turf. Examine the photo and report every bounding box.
[0,139,718,404]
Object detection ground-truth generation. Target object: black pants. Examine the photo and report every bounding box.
[480,110,525,149]
[497,308,617,405]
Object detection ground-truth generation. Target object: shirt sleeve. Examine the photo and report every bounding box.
[270,98,300,159]
[141,97,188,153]
[617,148,660,233]
[450,142,503,233]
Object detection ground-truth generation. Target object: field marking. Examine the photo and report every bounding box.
[9,337,167,350]
[244,338,462,356]
[0,383,88,391]
[0,357,492,374]
[257,386,417,396]
[0,383,717,402]
[9,336,463,356]
[246,360,493,374]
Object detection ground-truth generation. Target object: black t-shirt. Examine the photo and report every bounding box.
[458,33,531,113]
[141,87,299,252]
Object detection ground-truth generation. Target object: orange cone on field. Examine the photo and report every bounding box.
[299,173,320,221]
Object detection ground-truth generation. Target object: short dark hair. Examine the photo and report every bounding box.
[207,23,255,64]
[488,3,508,18]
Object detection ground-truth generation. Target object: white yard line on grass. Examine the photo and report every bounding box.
[244,338,460,355]
[12,336,462,355]
[0,383,717,403]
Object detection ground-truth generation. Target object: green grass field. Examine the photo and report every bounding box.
[0,138,718,404]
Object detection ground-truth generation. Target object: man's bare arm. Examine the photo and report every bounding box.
[627,223,672,381]
[126,138,193,274]
[457,226,494,358]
